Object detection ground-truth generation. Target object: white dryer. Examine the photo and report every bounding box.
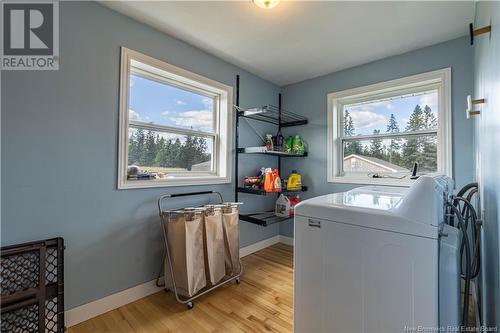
[293,175,460,333]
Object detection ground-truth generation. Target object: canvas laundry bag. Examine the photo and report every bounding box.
[222,205,240,275]
[163,211,206,297]
[203,208,226,285]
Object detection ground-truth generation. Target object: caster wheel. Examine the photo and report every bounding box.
[187,302,194,309]
[164,288,170,293]
[235,277,240,284]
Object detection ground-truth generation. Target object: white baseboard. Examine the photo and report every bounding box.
[239,235,281,257]
[279,235,294,246]
[65,279,162,328]
[65,235,292,328]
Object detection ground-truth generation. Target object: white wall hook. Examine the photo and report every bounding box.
[466,95,485,119]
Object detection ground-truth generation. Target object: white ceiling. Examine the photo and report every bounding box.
[101,1,475,86]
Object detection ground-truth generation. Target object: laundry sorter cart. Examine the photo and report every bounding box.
[156,191,243,309]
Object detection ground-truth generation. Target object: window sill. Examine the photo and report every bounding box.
[118,175,231,190]
[328,176,414,187]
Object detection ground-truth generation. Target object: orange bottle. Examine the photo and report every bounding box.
[263,168,274,192]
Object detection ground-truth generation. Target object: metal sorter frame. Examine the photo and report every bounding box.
[156,190,243,309]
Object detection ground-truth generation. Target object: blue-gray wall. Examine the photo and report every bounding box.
[474,1,500,327]
[1,1,281,309]
[279,37,474,237]
[1,0,483,315]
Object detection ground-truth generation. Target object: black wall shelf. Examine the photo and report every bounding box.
[236,105,308,127]
[237,147,307,157]
[234,75,309,227]
[238,186,308,196]
[239,211,292,227]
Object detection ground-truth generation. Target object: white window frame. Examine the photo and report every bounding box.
[118,47,232,189]
[327,68,452,187]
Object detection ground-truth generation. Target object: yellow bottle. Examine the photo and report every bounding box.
[287,170,302,191]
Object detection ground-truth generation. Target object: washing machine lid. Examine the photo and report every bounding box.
[327,185,407,210]
[295,176,450,239]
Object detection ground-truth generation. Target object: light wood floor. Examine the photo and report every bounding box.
[68,243,293,333]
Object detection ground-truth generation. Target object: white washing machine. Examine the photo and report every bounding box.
[294,175,460,333]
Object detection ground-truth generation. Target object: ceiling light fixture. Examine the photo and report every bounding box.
[253,0,280,9]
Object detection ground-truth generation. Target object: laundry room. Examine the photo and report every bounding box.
[1,1,499,332]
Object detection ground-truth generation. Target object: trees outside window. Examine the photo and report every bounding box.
[328,68,452,185]
[118,47,232,189]
[343,104,438,172]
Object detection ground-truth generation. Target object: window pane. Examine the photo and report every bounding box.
[127,128,213,179]
[128,73,215,133]
[342,134,437,175]
[343,90,438,137]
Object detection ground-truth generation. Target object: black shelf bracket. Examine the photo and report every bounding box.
[235,75,240,203]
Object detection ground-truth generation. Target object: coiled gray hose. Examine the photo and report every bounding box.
[447,182,480,328]
[447,202,471,328]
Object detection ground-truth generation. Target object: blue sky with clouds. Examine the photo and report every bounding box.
[128,73,438,146]
[128,74,214,133]
[345,91,438,136]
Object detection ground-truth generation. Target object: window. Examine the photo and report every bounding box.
[327,68,452,186]
[118,47,232,189]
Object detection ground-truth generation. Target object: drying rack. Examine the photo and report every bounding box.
[156,190,243,309]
